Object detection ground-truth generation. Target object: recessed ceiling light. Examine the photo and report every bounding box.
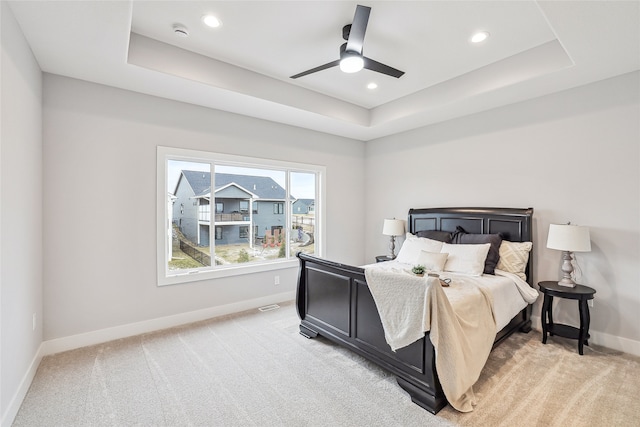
[202,15,221,28]
[471,31,490,43]
[367,82,378,90]
[173,24,189,37]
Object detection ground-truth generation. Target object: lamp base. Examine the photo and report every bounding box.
[557,278,577,288]
[388,235,397,259]
[557,250,577,288]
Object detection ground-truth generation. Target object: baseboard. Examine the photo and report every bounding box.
[531,315,640,357]
[1,343,44,427]
[41,291,296,356]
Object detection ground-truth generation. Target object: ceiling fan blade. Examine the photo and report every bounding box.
[363,57,405,78]
[290,60,341,79]
[291,5,403,80]
[345,5,371,54]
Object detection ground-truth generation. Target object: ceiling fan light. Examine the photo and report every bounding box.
[340,54,364,73]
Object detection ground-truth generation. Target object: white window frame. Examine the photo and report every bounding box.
[157,146,325,286]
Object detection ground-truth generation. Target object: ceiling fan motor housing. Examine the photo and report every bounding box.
[342,24,352,41]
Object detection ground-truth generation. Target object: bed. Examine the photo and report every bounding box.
[295,207,535,414]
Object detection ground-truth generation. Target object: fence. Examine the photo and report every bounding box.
[293,215,315,228]
[179,240,211,266]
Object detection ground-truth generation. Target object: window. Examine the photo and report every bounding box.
[157,147,324,285]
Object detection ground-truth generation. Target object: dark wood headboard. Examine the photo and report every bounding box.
[408,207,534,285]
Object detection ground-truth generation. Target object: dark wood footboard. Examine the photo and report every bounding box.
[295,207,534,414]
[296,253,447,413]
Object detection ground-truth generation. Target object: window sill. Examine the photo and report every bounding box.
[158,258,298,286]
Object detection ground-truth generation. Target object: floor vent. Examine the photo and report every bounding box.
[258,304,280,312]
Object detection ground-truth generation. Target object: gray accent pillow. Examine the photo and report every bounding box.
[451,229,502,275]
[415,230,452,243]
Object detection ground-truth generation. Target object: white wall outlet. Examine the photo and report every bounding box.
[32,313,37,331]
[588,299,594,308]
[274,275,280,286]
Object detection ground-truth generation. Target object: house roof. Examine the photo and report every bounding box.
[179,171,286,200]
[180,170,211,197]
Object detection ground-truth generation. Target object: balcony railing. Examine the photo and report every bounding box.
[215,213,249,222]
[198,208,249,223]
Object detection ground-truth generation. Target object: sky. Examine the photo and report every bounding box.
[167,160,316,199]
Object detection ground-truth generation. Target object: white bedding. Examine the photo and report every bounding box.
[363,260,536,332]
[364,263,496,412]
[362,261,539,412]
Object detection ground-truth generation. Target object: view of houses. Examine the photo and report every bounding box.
[169,170,314,269]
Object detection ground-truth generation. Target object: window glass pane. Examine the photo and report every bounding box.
[167,160,212,271]
[160,147,324,285]
[213,165,287,265]
[291,171,316,257]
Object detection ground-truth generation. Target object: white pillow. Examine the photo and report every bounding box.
[496,241,532,281]
[395,233,444,265]
[440,242,491,276]
[416,250,448,272]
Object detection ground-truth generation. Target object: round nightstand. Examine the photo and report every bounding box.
[538,281,596,355]
[375,255,394,263]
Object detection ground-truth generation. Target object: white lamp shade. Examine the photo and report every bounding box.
[547,224,591,252]
[382,219,405,236]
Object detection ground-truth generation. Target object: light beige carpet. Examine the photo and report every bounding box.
[438,324,640,426]
[13,301,640,426]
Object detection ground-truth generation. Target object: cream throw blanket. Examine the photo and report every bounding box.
[364,267,496,412]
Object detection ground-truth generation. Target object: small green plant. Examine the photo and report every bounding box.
[411,265,426,276]
[237,249,250,263]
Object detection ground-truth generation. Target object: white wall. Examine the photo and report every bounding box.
[42,74,365,341]
[0,2,43,425]
[365,71,640,354]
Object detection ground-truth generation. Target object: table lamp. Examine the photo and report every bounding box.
[382,219,405,259]
[546,223,591,287]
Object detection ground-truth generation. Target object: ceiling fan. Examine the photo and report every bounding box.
[290,5,405,79]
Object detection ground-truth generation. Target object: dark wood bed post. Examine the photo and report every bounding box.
[296,207,534,414]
